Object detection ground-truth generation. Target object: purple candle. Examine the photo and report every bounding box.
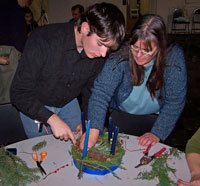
[111,126,119,155]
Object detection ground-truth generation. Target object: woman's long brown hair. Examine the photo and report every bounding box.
[129,14,167,99]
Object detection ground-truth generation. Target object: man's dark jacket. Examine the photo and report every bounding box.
[11,21,105,123]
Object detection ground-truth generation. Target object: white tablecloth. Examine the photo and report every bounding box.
[7,134,190,186]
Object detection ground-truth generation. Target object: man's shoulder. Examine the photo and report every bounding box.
[36,22,73,34]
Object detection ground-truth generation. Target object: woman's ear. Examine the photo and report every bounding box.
[81,22,90,35]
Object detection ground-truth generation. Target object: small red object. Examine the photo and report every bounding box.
[143,144,152,155]
[154,147,166,157]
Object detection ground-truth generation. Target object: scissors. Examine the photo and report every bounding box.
[32,151,47,175]
[135,147,166,168]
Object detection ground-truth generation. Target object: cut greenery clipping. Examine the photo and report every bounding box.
[136,148,183,186]
[32,140,47,152]
[0,147,40,186]
[70,132,126,179]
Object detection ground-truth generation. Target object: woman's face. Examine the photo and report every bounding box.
[130,40,158,66]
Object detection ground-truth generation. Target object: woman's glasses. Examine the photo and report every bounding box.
[130,45,157,58]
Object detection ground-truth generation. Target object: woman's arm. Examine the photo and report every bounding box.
[80,55,126,149]
[151,45,187,141]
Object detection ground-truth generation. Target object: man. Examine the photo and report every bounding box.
[11,3,125,146]
[70,4,84,22]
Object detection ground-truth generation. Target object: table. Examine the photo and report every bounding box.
[7,134,190,186]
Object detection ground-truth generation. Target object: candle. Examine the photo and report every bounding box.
[108,116,112,142]
[82,120,90,159]
[81,112,86,134]
[111,126,119,155]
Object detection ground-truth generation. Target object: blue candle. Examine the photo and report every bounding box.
[81,112,86,134]
[111,126,119,155]
[108,116,112,142]
[82,120,90,159]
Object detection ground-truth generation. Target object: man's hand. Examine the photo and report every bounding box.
[47,114,76,145]
[79,128,100,150]
[137,132,160,146]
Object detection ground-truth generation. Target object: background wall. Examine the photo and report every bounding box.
[31,0,200,33]
[48,0,127,24]
[156,0,200,32]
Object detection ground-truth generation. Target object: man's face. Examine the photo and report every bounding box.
[82,33,113,59]
[72,8,81,20]
[78,22,114,59]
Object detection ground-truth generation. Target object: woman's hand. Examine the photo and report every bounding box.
[79,128,99,150]
[137,132,160,146]
[74,123,82,137]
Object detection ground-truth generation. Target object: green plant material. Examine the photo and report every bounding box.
[32,140,47,151]
[136,148,183,186]
[70,132,126,179]
[0,147,40,186]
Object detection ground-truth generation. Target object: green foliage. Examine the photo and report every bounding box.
[136,148,183,186]
[70,132,126,179]
[32,140,47,152]
[0,147,40,186]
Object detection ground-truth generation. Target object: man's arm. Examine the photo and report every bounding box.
[48,114,76,145]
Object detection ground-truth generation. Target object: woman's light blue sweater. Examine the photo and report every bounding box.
[87,44,187,141]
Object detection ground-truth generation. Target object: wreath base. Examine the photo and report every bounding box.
[73,159,119,175]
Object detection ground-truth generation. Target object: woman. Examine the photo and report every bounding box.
[81,14,187,149]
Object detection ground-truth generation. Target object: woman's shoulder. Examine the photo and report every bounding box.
[166,43,185,66]
[106,42,129,66]
[167,44,184,58]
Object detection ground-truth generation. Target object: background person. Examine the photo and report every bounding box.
[24,7,38,37]
[0,56,9,65]
[81,14,187,149]
[0,0,30,104]
[11,3,125,145]
[0,0,30,52]
[70,4,84,22]
[178,128,200,186]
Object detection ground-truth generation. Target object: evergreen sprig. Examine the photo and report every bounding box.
[32,140,47,152]
[70,132,126,179]
[0,147,40,186]
[135,148,183,186]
